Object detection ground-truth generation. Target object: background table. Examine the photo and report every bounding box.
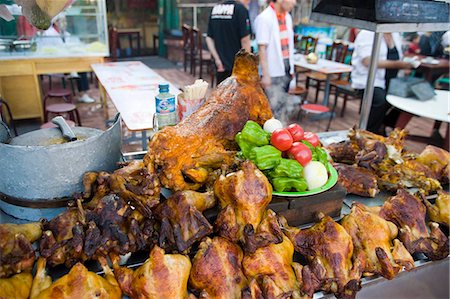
[0,56,104,121]
[387,90,449,150]
[293,54,352,106]
[91,61,180,149]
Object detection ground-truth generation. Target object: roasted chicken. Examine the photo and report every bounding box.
[40,194,157,267]
[30,257,121,299]
[0,272,33,299]
[214,161,282,250]
[189,237,248,298]
[416,145,450,184]
[328,129,445,193]
[283,215,363,299]
[341,203,414,279]
[423,190,450,228]
[113,246,191,299]
[333,163,379,197]
[155,190,215,253]
[144,50,273,191]
[0,222,42,278]
[380,189,449,260]
[84,160,161,217]
[243,234,305,299]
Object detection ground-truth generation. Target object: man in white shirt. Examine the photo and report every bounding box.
[254,0,295,118]
[351,30,413,134]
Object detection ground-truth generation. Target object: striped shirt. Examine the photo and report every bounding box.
[270,2,289,59]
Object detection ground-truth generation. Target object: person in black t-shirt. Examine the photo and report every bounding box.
[206,0,251,84]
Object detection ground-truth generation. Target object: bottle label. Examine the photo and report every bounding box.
[155,95,177,128]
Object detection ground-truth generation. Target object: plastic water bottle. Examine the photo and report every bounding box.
[155,83,177,129]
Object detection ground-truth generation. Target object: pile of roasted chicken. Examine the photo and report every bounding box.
[327,128,450,197]
[1,51,449,299]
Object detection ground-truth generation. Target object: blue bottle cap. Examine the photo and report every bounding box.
[158,83,169,92]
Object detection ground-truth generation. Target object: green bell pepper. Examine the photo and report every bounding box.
[241,121,270,147]
[249,145,281,170]
[271,177,308,192]
[270,158,303,179]
[235,132,255,159]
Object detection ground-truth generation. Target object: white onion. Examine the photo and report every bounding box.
[303,161,328,190]
[263,118,283,133]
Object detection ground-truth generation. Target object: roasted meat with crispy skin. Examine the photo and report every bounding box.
[189,237,248,298]
[243,234,306,299]
[424,190,450,228]
[0,272,33,299]
[30,257,121,299]
[0,222,42,278]
[416,145,450,184]
[333,163,379,197]
[380,189,449,260]
[341,203,414,279]
[214,161,281,250]
[113,246,191,299]
[155,190,215,253]
[40,194,157,267]
[144,50,273,191]
[283,215,363,299]
[326,140,359,165]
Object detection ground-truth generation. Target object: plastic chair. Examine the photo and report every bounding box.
[43,88,82,125]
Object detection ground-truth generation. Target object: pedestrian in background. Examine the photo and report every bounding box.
[254,0,296,118]
[206,0,251,84]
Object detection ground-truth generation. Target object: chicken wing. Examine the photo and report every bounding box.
[243,234,306,299]
[144,50,273,191]
[189,237,248,299]
[380,189,449,260]
[283,215,363,299]
[30,257,121,299]
[155,190,215,253]
[214,161,281,250]
[341,203,414,279]
[113,246,191,299]
[0,222,42,278]
[423,190,450,228]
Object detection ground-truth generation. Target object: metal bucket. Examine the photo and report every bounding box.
[0,114,122,220]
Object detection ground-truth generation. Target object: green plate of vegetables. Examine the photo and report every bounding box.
[236,120,339,197]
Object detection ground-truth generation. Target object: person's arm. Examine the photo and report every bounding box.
[362,57,411,69]
[241,35,251,52]
[259,44,271,89]
[205,36,225,72]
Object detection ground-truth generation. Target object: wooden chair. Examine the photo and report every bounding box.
[190,28,213,80]
[182,24,191,73]
[294,36,318,86]
[305,42,349,103]
[0,98,18,136]
[108,26,119,62]
[329,48,363,117]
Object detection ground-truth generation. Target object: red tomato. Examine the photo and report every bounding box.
[287,142,312,166]
[303,132,320,147]
[287,123,304,142]
[270,128,293,151]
